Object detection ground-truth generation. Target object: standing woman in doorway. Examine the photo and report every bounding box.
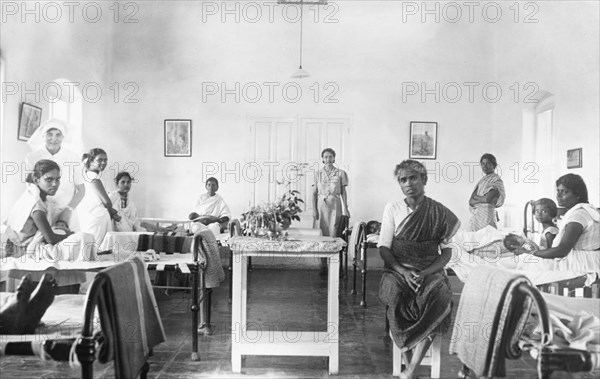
[25,119,85,230]
[468,153,505,231]
[312,148,350,275]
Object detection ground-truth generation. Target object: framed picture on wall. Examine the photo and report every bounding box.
[409,121,437,160]
[165,119,192,157]
[567,148,582,169]
[17,103,42,141]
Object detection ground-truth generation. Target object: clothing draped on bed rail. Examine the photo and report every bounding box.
[449,266,533,378]
[378,196,459,351]
[94,256,165,379]
[469,173,505,231]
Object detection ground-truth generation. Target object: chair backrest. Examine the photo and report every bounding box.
[229,219,242,237]
[80,257,166,379]
[348,221,367,261]
[338,215,350,239]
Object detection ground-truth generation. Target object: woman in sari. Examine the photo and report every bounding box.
[468,153,505,231]
[378,160,460,379]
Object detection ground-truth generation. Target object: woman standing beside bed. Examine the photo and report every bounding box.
[78,148,120,245]
[468,153,505,231]
[378,160,460,379]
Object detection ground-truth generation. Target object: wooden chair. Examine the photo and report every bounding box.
[391,332,442,378]
[349,221,373,307]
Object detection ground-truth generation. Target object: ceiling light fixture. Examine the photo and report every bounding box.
[290,2,309,78]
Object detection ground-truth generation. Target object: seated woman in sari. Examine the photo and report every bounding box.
[378,160,460,379]
[189,177,231,238]
[2,160,98,285]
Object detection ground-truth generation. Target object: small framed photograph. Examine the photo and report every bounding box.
[164,119,192,157]
[409,121,437,160]
[18,103,43,141]
[567,148,582,169]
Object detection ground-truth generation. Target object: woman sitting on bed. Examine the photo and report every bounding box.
[513,174,599,258]
[189,177,231,238]
[3,159,97,262]
[108,171,144,232]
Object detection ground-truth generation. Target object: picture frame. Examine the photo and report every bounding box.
[164,119,192,157]
[566,148,582,169]
[17,103,43,141]
[409,121,437,160]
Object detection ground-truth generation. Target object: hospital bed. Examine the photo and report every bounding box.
[453,267,599,379]
[2,230,221,361]
[0,257,165,379]
[522,200,600,298]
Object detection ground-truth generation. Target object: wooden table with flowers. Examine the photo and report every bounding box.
[228,235,346,375]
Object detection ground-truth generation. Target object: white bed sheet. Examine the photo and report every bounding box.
[447,226,600,286]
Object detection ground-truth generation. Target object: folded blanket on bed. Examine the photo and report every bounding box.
[449,266,533,377]
[95,256,165,379]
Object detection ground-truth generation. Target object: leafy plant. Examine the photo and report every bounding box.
[241,190,304,235]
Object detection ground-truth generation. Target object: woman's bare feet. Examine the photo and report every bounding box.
[22,273,58,333]
[0,275,36,333]
[399,367,417,379]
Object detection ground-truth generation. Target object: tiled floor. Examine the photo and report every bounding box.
[1,268,599,378]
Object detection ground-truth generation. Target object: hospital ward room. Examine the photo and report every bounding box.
[0,1,599,378]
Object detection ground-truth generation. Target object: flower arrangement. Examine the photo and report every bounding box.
[241,189,304,238]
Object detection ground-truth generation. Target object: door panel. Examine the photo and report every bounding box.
[249,117,350,229]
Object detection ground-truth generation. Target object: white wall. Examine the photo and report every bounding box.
[490,1,600,226]
[1,1,597,230]
[1,12,113,220]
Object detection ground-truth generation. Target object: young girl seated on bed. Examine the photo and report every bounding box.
[503,198,559,253]
[533,198,559,248]
[108,171,144,232]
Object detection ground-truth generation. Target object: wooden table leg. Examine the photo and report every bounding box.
[327,253,340,375]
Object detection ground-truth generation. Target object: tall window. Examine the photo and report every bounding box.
[47,78,83,151]
[534,95,555,199]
